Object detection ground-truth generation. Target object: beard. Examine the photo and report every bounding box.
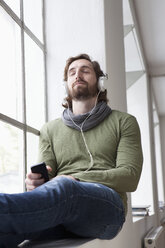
[69,81,98,101]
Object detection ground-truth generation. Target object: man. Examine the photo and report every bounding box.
[0,54,143,247]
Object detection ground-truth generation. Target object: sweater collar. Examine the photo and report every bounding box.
[62,101,112,131]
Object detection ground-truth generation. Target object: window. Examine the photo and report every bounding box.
[123,0,154,215]
[152,96,164,207]
[126,74,154,213]
[0,0,47,193]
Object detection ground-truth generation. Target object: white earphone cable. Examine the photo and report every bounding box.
[67,90,101,171]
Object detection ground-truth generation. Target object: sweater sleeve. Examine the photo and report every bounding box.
[37,124,57,179]
[74,116,143,193]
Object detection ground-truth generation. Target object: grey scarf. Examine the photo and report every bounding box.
[62,101,112,131]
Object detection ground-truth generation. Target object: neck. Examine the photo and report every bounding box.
[72,96,97,115]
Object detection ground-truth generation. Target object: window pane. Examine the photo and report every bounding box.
[23,0,43,41]
[27,132,39,173]
[124,30,144,72]
[4,0,20,17]
[123,0,134,25]
[0,7,22,121]
[154,123,164,204]
[25,34,45,129]
[127,75,154,213]
[0,121,23,193]
[152,99,164,205]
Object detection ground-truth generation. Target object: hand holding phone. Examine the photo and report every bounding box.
[31,162,49,182]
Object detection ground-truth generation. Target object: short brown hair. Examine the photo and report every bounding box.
[63,54,108,108]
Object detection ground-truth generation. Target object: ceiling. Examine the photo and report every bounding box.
[132,0,165,116]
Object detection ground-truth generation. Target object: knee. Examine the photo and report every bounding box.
[54,176,76,185]
[51,176,78,194]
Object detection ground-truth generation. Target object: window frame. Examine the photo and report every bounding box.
[0,0,47,191]
[123,0,158,220]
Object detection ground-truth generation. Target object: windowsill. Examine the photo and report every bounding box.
[19,238,94,248]
[133,213,154,223]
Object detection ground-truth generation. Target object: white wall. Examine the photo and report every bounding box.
[45,0,105,120]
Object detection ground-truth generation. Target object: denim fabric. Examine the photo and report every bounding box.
[0,177,125,247]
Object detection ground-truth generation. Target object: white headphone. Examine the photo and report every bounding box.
[98,74,108,92]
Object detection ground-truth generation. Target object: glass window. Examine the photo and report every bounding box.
[0,1,46,193]
[4,0,20,17]
[0,7,22,121]
[0,121,23,193]
[152,99,164,206]
[123,0,155,216]
[123,0,134,26]
[124,30,144,72]
[23,0,43,41]
[25,33,45,130]
[127,75,154,213]
[27,132,39,173]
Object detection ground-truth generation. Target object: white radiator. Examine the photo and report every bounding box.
[144,226,165,248]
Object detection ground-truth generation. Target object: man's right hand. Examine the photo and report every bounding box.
[25,165,52,191]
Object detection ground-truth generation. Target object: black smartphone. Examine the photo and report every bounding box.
[31,162,49,182]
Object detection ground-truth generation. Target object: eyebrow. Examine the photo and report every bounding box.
[68,65,93,73]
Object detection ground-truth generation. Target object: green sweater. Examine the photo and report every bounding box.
[38,110,143,215]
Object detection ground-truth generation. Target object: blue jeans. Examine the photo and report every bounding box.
[0,177,125,247]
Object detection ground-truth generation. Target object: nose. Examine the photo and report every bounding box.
[75,69,82,80]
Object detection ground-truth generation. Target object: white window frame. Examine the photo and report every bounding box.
[0,0,47,190]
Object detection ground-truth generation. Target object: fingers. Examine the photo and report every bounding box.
[25,178,45,191]
[46,165,52,172]
[25,176,45,186]
[25,171,45,192]
[27,172,42,180]
[25,164,52,192]
[26,183,39,192]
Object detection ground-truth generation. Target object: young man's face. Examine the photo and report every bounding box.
[67,59,98,100]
